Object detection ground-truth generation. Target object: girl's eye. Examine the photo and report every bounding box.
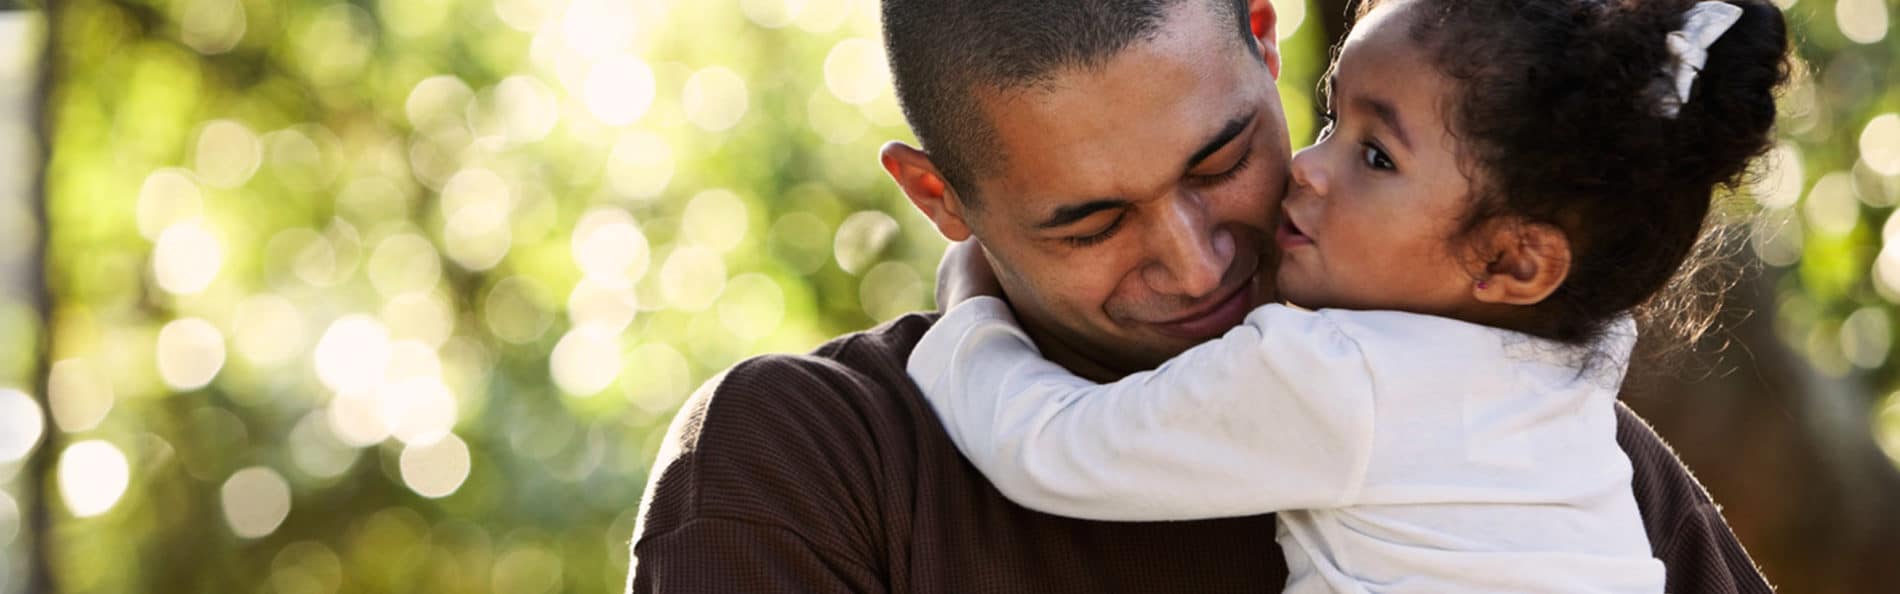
[1362,144,1395,171]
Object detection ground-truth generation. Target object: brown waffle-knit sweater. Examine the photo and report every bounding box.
[629,313,1771,593]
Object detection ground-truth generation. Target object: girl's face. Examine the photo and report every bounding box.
[1273,0,1481,316]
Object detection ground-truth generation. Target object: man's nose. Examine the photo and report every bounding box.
[1291,145,1329,196]
[1142,195,1232,298]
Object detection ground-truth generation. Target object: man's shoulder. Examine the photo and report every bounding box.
[644,313,941,495]
[671,310,940,445]
[1613,402,1716,509]
[636,313,943,541]
[701,311,939,424]
[1613,402,1773,593]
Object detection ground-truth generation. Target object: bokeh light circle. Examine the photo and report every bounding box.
[681,189,749,252]
[156,317,227,391]
[48,359,114,433]
[136,169,204,240]
[572,208,651,288]
[194,120,263,189]
[221,466,292,539]
[683,66,750,132]
[625,343,692,414]
[231,293,308,366]
[741,0,807,28]
[0,388,43,464]
[834,211,900,274]
[368,233,444,298]
[552,326,624,396]
[483,276,555,344]
[289,411,358,479]
[658,247,727,311]
[860,262,926,322]
[823,38,889,105]
[607,131,675,199]
[1752,143,1805,210]
[1861,114,1900,176]
[379,376,459,446]
[718,273,787,342]
[400,433,472,498]
[1836,0,1889,45]
[1804,172,1860,237]
[314,315,393,395]
[58,440,130,518]
[153,220,225,295]
[567,278,640,332]
[583,55,656,126]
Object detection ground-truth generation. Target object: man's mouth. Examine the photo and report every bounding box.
[1151,282,1254,339]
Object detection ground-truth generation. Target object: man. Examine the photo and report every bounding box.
[628,0,1771,592]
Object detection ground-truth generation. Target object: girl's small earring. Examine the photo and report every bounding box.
[1475,280,1490,291]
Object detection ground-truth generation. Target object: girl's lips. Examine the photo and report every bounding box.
[1276,215,1313,249]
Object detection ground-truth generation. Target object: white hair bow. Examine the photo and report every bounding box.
[1656,1,1744,118]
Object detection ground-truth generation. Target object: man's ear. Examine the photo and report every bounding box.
[880,141,974,242]
[1248,0,1282,80]
[1471,219,1572,306]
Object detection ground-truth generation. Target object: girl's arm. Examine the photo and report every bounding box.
[907,297,1379,521]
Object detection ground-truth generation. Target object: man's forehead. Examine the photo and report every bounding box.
[973,26,1264,216]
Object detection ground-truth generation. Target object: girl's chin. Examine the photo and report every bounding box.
[1273,278,1325,310]
[1276,269,1322,305]
[1274,269,1347,311]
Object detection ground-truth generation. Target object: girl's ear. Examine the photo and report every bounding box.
[1470,219,1572,306]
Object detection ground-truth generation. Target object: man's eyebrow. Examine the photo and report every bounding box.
[1035,198,1131,230]
[1033,111,1254,232]
[1352,95,1412,151]
[1185,111,1257,169]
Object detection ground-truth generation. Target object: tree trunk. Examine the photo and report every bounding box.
[23,1,60,592]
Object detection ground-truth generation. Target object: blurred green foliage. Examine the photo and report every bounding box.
[0,0,1893,593]
[30,0,948,591]
[1763,0,1900,458]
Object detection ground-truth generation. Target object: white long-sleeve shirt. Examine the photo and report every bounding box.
[908,297,1666,593]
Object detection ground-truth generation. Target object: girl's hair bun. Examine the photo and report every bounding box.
[1662,0,1790,191]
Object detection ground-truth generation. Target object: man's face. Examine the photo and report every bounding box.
[963,2,1290,379]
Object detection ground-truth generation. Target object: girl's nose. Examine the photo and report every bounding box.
[1290,145,1329,197]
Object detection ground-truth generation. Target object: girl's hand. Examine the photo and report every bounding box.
[935,240,1002,310]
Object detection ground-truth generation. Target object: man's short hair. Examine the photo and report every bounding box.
[881,0,1255,205]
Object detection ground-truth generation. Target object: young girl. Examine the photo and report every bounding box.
[907,0,1788,592]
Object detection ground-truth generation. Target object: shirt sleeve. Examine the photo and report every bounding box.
[906,297,1380,521]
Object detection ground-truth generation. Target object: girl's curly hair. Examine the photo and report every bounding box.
[1348,0,1790,348]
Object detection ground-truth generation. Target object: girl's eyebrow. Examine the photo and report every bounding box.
[1351,94,1413,151]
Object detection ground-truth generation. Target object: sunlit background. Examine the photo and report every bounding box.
[0,0,1894,592]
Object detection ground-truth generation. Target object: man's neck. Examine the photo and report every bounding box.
[1016,320,1136,384]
